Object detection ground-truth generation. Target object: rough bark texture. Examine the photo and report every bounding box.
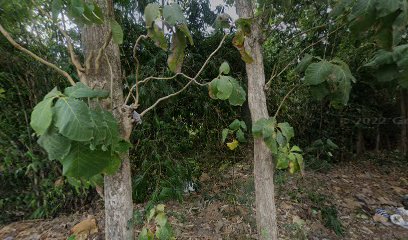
[81,0,133,239]
[235,1,278,239]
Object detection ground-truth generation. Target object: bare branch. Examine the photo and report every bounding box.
[133,35,148,107]
[95,31,113,71]
[139,34,228,117]
[0,23,75,86]
[273,85,298,118]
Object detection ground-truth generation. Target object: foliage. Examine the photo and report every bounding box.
[30,84,130,180]
[139,204,175,240]
[222,119,247,150]
[208,62,246,106]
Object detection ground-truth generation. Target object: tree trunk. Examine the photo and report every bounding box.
[81,1,134,239]
[235,1,278,239]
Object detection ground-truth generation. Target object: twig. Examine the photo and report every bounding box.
[133,35,148,107]
[139,34,228,117]
[0,23,75,85]
[273,85,298,118]
[265,24,346,88]
[95,31,112,71]
[34,2,85,74]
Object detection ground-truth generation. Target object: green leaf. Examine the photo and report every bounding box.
[144,3,160,27]
[304,60,333,85]
[44,87,63,99]
[264,137,278,154]
[215,76,233,100]
[221,128,229,143]
[229,119,241,130]
[156,204,165,212]
[139,228,154,240]
[326,139,339,149]
[156,223,173,239]
[349,0,377,33]
[240,121,247,131]
[148,24,168,51]
[51,0,63,21]
[365,50,394,68]
[208,78,220,99]
[309,84,329,101]
[101,109,120,146]
[277,122,294,143]
[228,78,246,106]
[376,64,399,82]
[376,0,401,18]
[110,19,123,45]
[236,129,246,142]
[235,18,252,36]
[155,212,167,226]
[168,29,187,73]
[227,139,239,150]
[53,98,93,141]
[61,142,118,179]
[64,82,109,98]
[37,128,71,160]
[82,3,104,24]
[178,24,193,45]
[163,3,186,26]
[103,153,121,175]
[276,152,289,169]
[114,139,132,153]
[30,97,54,135]
[252,118,268,138]
[214,13,231,29]
[295,54,314,73]
[219,61,230,75]
[232,30,254,63]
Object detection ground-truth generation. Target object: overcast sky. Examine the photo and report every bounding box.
[210,0,239,20]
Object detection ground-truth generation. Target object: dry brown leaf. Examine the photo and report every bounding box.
[70,218,98,236]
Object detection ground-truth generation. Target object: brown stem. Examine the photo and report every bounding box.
[0,23,75,85]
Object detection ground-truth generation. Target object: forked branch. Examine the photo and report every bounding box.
[138,34,228,117]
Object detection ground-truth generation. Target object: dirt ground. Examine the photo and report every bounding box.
[1,158,408,240]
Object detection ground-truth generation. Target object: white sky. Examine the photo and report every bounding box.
[210,0,239,20]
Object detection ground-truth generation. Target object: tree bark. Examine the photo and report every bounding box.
[81,0,134,239]
[235,1,278,239]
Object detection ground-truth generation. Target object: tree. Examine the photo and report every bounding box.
[235,0,278,239]
[81,0,134,238]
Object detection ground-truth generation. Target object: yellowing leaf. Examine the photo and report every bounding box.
[226,139,239,150]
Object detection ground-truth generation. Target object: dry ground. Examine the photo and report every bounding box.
[1,157,408,240]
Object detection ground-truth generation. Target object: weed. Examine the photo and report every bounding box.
[321,205,344,236]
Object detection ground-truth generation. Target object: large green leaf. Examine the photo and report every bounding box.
[376,0,401,18]
[295,54,314,73]
[30,97,54,135]
[148,24,168,51]
[178,24,193,45]
[168,29,187,73]
[228,78,246,106]
[365,50,394,68]
[163,3,186,26]
[38,128,71,160]
[51,0,63,21]
[60,142,117,179]
[277,122,294,143]
[304,61,333,85]
[110,19,123,45]
[349,0,377,32]
[53,97,93,141]
[64,82,109,98]
[144,3,160,27]
[215,76,233,100]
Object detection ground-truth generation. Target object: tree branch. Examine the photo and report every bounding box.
[273,85,298,118]
[34,2,85,74]
[139,34,228,116]
[0,23,75,86]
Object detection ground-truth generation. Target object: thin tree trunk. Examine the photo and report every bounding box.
[81,0,133,239]
[235,1,278,239]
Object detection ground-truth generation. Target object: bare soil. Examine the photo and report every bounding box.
[1,158,408,240]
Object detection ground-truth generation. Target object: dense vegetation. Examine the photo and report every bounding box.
[1,0,407,238]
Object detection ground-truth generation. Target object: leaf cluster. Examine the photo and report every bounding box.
[30,83,131,181]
